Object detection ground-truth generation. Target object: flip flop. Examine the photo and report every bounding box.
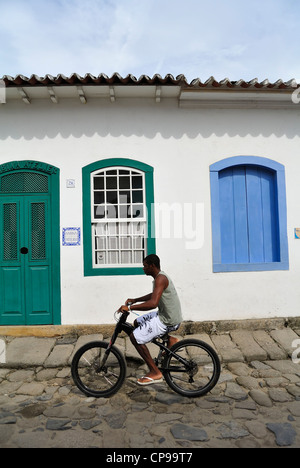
[137,376,163,386]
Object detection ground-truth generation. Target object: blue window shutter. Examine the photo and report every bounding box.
[210,156,289,272]
[219,168,235,263]
[246,166,265,263]
[259,168,280,262]
[245,166,280,263]
[219,166,249,264]
[220,165,279,264]
[233,167,249,263]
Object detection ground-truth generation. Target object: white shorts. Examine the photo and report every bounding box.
[133,311,180,345]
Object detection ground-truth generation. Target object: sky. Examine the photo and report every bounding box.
[0,0,300,83]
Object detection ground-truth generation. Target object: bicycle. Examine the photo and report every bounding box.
[71,309,221,399]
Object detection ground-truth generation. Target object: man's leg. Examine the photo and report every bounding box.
[168,336,179,348]
[130,332,163,382]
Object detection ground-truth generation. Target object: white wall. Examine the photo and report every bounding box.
[1,97,300,324]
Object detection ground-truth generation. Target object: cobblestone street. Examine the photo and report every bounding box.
[0,323,299,448]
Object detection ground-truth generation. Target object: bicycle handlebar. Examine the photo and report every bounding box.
[127,301,140,316]
[114,306,140,322]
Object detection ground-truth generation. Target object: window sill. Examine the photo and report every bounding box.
[84,266,144,276]
[213,262,289,273]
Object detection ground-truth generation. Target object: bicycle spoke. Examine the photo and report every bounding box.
[163,339,220,397]
[72,342,126,398]
[82,356,92,366]
[170,374,191,384]
[103,375,115,386]
[107,371,120,379]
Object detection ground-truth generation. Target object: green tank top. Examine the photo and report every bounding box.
[153,271,182,326]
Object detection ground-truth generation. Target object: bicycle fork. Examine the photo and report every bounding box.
[98,333,118,371]
[99,317,133,371]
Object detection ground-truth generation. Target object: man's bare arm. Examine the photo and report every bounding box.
[124,275,168,312]
[125,294,152,305]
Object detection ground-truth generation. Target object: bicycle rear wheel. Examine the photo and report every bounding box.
[163,339,221,398]
[71,341,126,398]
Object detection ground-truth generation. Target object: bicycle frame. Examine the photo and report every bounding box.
[104,311,189,373]
[107,311,133,349]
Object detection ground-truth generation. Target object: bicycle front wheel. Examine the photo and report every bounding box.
[163,339,221,398]
[71,341,126,398]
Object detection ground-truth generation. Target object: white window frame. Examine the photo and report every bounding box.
[91,167,147,268]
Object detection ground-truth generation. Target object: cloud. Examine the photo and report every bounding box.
[0,0,300,82]
[0,0,115,74]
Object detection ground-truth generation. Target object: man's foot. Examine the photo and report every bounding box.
[137,373,163,385]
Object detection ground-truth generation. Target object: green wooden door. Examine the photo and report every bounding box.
[0,195,53,325]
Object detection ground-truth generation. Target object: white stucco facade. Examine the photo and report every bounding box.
[0,75,300,326]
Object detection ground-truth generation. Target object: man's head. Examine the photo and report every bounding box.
[143,254,161,276]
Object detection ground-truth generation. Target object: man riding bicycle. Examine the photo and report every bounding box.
[119,254,182,386]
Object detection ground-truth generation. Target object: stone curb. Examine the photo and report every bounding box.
[0,325,299,369]
[1,316,300,339]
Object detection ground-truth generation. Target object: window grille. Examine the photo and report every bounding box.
[91,168,146,267]
[3,203,18,261]
[31,203,46,260]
